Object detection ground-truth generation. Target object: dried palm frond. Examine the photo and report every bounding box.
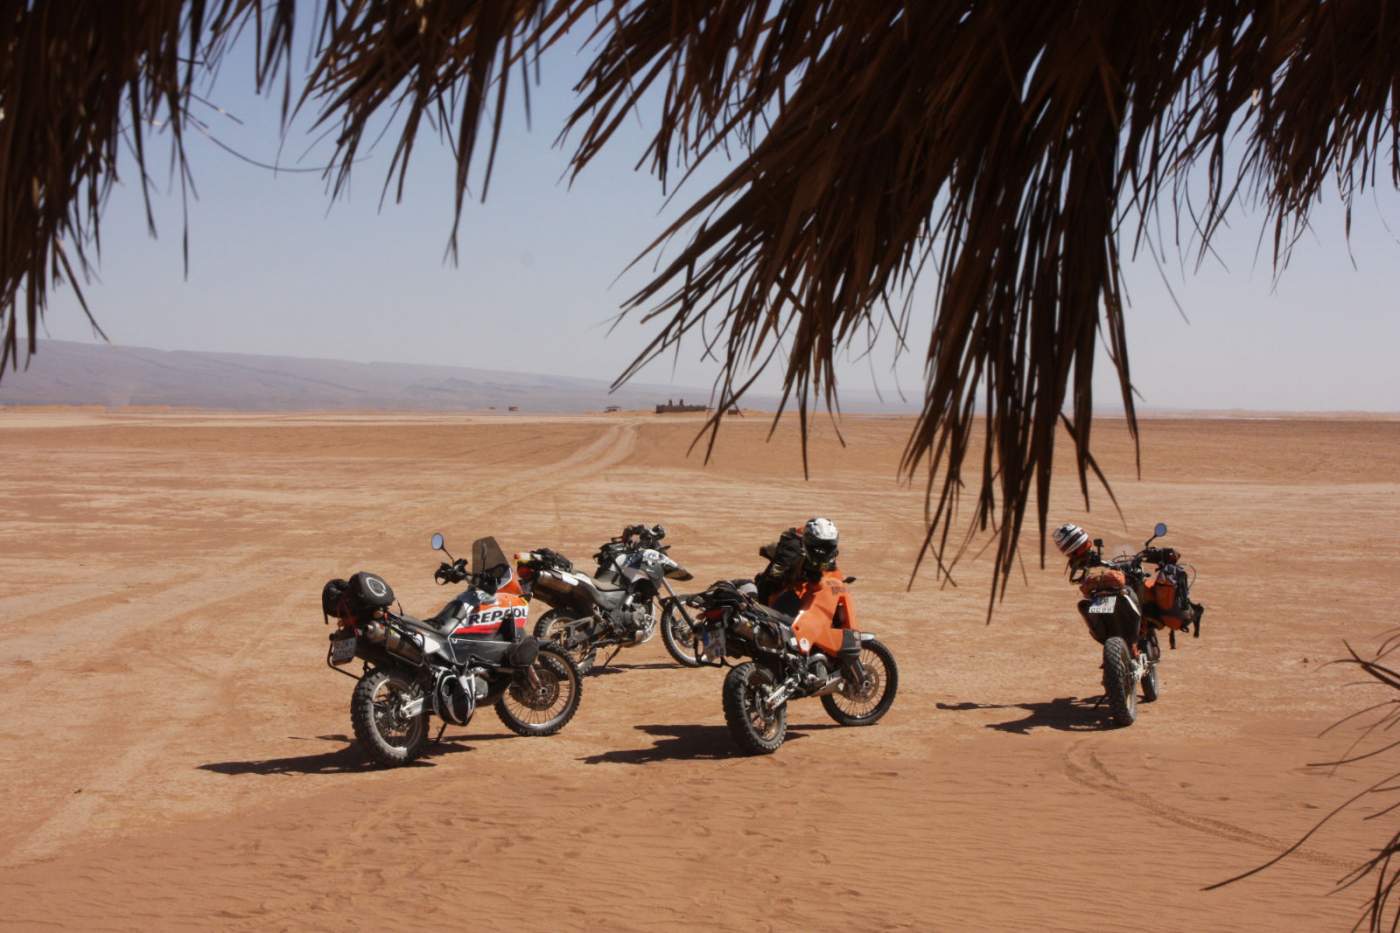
[3,1,1398,603]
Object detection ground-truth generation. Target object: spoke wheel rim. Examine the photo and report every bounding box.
[668,614,696,660]
[372,676,423,748]
[745,672,781,739]
[831,648,887,720]
[505,656,576,727]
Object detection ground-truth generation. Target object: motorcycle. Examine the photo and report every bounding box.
[320,534,583,767]
[686,569,899,755]
[515,523,695,674]
[1066,522,1204,727]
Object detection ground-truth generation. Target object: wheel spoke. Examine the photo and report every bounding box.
[832,648,886,720]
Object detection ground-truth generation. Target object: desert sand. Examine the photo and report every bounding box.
[2,409,1398,930]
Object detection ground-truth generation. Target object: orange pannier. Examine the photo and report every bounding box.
[1148,569,1191,631]
[1151,575,1177,612]
[1079,567,1125,598]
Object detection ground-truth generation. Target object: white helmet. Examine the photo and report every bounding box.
[1052,522,1091,560]
[803,517,839,565]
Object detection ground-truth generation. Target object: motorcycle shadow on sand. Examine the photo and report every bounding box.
[578,722,839,765]
[937,697,1110,735]
[198,732,513,776]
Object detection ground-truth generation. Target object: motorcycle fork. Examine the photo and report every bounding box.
[840,654,868,691]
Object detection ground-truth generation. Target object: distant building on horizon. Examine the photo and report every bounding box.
[655,397,709,414]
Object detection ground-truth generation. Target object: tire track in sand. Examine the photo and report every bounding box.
[1062,740,1354,870]
[1,422,640,867]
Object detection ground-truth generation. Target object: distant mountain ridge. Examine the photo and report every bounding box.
[0,340,723,412]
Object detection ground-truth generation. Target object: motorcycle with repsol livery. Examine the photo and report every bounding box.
[686,570,898,754]
[516,523,694,674]
[1066,522,1204,728]
[320,534,582,766]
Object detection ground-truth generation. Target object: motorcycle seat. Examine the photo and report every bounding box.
[753,602,794,625]
[747,604,795,641]
[397,613,455,636]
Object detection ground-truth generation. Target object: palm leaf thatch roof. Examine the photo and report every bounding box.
[2,1,1397,607]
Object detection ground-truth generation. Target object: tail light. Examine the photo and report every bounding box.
[517,565,536,580]
[702,608,725,620]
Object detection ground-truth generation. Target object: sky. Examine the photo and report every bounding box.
[32,23,1400,412]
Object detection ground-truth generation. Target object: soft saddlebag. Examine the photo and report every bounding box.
[534,547,573,573]
[1152,564,1193,631]
[323,572,395,623]
[348,572,395,619]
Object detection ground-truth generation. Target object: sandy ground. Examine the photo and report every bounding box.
[2,409,1398,931]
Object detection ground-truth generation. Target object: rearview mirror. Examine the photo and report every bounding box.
[1154,522,1168,538]
[431,533,445,551]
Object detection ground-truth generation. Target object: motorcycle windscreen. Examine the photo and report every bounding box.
[665,562,694,581]
[471,536,511,578]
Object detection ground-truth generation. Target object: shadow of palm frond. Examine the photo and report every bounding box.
[1208,634,1400,931]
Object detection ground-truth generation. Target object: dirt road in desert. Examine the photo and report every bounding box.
[2,409,1398,930]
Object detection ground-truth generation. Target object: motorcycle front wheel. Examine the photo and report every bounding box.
[722,662,787,755]
[1141,661,1161,702]
[534,610,597,675]
[659,600,701,668]
[496,643,583,736]
[821,638,898,726]
[1102,636,1138,727]
[351,669,429,767]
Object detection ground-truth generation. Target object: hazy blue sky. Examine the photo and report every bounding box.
[34,26,1400,412]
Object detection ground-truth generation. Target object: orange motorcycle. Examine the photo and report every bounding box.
[1055,521,1204,727]
[686,570,898,754]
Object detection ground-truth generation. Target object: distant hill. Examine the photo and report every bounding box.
[0,340,713,412]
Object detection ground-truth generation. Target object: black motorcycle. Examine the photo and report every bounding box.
[321,534,583,766]
[1069,522,1204,727]
[517,523,694,673]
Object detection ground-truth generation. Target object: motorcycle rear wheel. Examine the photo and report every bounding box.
[722,662,787,755]
[351,669,428,767]
[495,644,583,736]
[534,610,597,675]
[1103,637,1138,727]
[660,601,701,668]
[821,638,898,726]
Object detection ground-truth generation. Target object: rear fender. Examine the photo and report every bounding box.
[1078,590,1140,644]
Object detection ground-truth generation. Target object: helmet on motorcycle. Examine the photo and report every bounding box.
[1052,522,1092,560]
[803,517,839,566]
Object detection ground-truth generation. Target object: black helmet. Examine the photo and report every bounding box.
[802,517,839,566]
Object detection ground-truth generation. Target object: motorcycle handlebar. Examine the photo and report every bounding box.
[434,558,469,585]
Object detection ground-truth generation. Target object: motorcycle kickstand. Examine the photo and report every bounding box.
[433,721,448,744]
[598,645,623,670]
[1090,695,1107,709]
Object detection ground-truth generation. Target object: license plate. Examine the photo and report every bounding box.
[1087,595,1117,614]
[330,635,357,664]
[698,627,724,660]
